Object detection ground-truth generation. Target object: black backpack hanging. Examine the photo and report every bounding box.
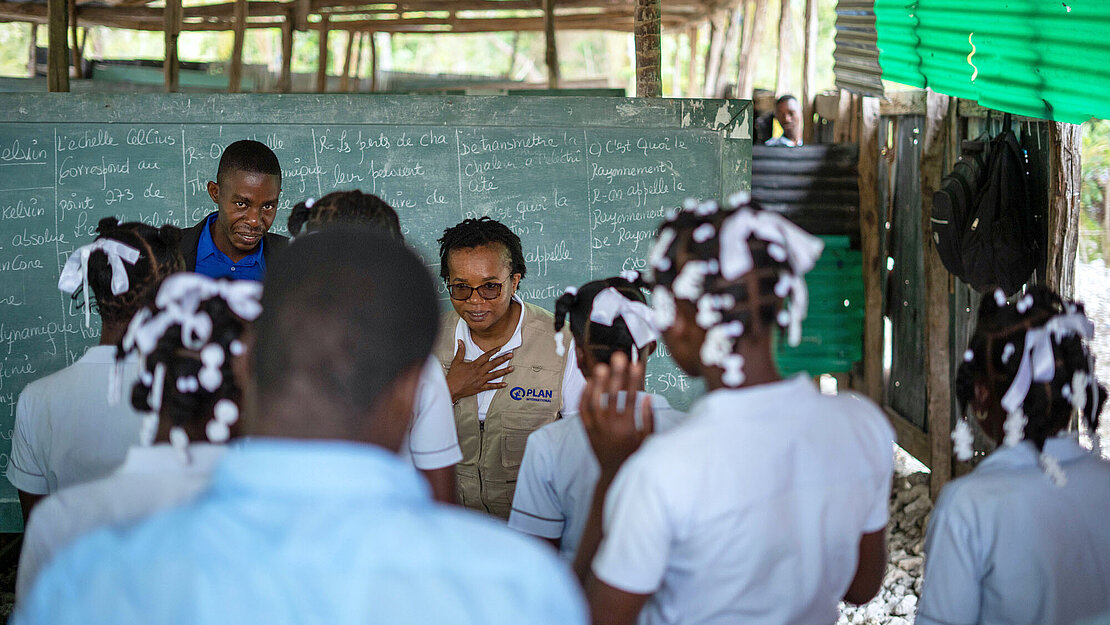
[933,114,1040,295]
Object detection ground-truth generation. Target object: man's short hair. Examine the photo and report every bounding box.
[216,140,282,184]
[254,227,437,418]
[776,95,799,108]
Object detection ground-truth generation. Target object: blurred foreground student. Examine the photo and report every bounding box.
[15,227,585,625]
[287,190,462,502]
[573,196,894,625]
[509,276,685,559]
[917,286,1110,625]
[6,218,183,521]
[17,274,260,601]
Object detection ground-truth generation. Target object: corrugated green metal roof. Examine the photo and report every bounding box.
[874,0,1110,123]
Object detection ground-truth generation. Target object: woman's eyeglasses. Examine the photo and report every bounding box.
[447,280,508,301]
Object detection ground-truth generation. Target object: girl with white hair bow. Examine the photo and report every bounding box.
[507,276,686,561]
[570,196,895,625]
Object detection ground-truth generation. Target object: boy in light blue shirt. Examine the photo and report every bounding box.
[16,227,586,625]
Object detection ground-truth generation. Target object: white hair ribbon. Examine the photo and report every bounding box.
[716,209,824,347]
[57,239,142,327]
[1000,313,1094,416]
[156,273,264,322]
[589,287,660,349]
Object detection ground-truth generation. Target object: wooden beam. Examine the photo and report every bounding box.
[800,0,817,143]
[339,29,355,90]
[227,0,248,92]
[26,22,37,77]
[47,0,68,91]
[920,89,953,500]
[884,407,931,469]
[369,31,378,91]
[68,0,80,78]
[684,24,697,98]
[316,14,330,92]
[351,29,365,91]
[543,0,558,88]
[702,11,724,97]
[736,0,765,99]
[278,11,293,92]
[294,0,310,30]
[701,17,715,92]
[163,0,182,91]
[774,0,791,96]
[1048,122,1082,298]
[858,95,882,404]
[633,0,661,97]
[715,7,741,98]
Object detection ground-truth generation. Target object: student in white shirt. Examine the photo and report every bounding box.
[509,276,684,559]
[572,195,894,625]
[917,286,1110,625]
[286,190,463,501]
[17,273,261,603]
[6,218,185,522]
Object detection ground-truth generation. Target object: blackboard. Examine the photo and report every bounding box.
[0,94,752,530]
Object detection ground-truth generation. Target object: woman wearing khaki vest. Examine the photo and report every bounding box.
[435,218,586,519]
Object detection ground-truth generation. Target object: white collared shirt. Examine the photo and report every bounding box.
[7,346,144,495]
[917,435,1110,625]
[764,136,803,147]
[592,376,894,625]
[17,443,226,602]
[509,392,685,561]
[397,357,463,470]
[452,296,585,421]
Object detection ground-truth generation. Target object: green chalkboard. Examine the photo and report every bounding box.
[0,93,752,530]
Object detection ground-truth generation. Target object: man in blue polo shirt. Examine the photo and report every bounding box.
[180,140,288,280]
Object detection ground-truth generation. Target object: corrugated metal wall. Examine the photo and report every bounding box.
[751,144,861,237]
[874,0,1110,123]
[834,0,884,96]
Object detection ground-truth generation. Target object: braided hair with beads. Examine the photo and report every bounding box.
[645,194,823,387]
[553,275,654,366]
[954,286,1105,483]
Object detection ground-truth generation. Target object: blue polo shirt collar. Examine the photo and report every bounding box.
[196,213,266,281]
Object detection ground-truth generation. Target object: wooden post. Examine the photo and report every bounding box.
[543,0,559,88]
[684,25,698,98]
[715,7,742,97]
[702,18,716,92]
[801,0,817,143]
[775,0,791,96]
[163,0,182,92]
[351,31,365,91]
[27,23,37,77]
[1047,122,1082,297]
[633,0,662,97]
[68,0,80,78]
[316,15,330,93]
[703,11,725,97]
[227,0,248,93]
[278,12,293,93]
[858,96,882,403]
[671,32,682,96]
[293,0,310,31]
[369,31,378,92]
[920,89,954,500]
[47,0,69,91]
[339,30,355,92]
[736,0,765,99]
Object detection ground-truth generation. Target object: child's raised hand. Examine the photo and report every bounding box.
[580,352,653,477]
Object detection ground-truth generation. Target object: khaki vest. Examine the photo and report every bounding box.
[434,301,571,519]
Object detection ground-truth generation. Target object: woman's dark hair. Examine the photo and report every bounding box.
[554,276,650,365]
[287,190,402,241]
[82,217,184,327]
[129,294,251,431]
[437,217,527,281]
[956,285,1106,453]
[649,202,794,341]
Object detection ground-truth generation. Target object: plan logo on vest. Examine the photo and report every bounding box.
[509,386,554,403]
